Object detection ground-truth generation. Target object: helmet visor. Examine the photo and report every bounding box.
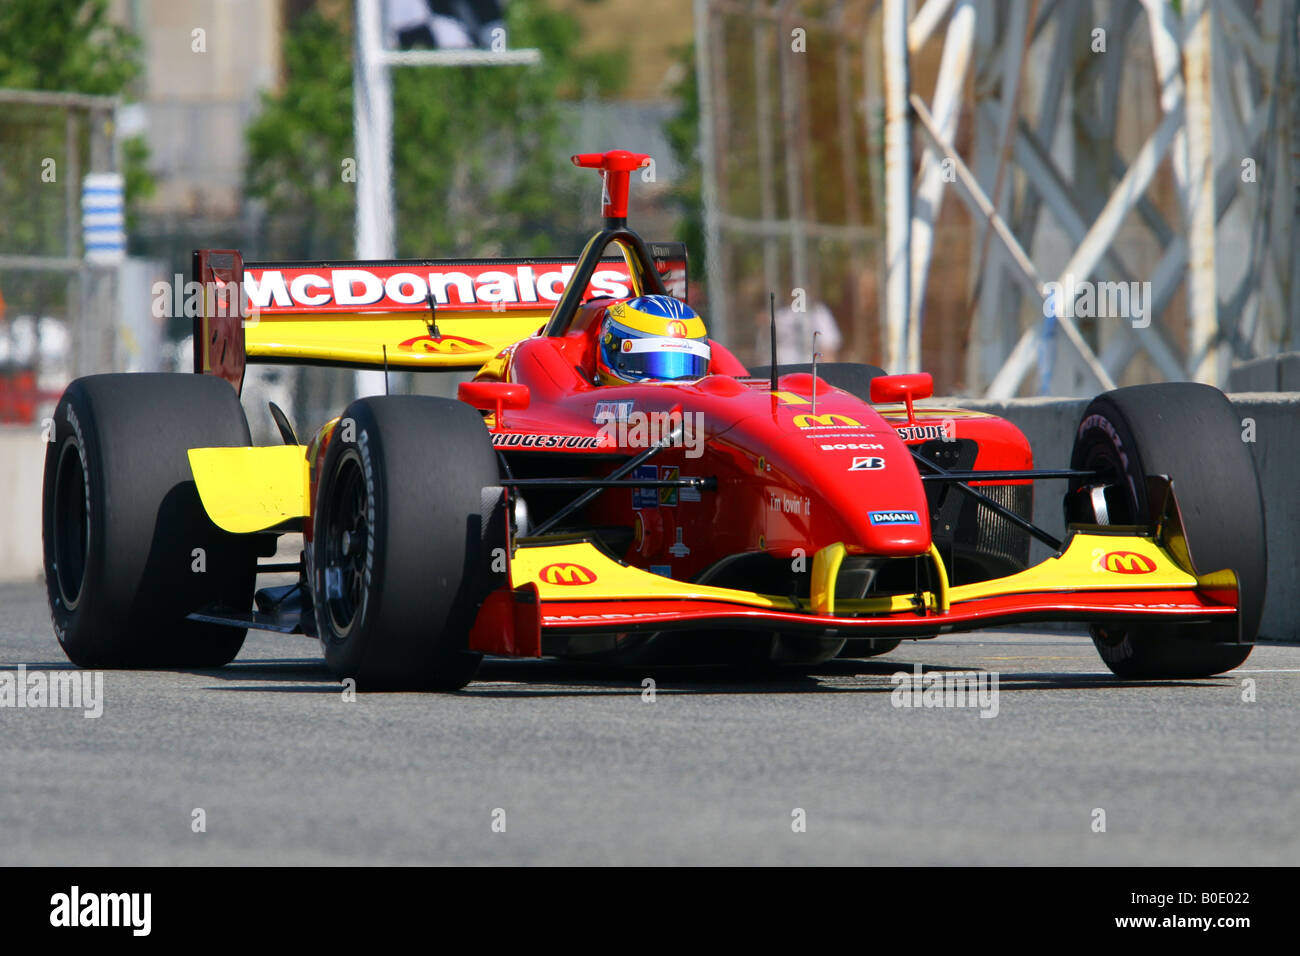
[610,336,711,381]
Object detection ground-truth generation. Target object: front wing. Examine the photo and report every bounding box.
[468,529,1239,657]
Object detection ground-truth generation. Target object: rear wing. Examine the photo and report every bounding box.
[192,244,687,391]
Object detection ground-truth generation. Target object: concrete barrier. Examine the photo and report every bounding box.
[1228,351,1300,392]
[937,393,1300,643]
[0,425,45,583]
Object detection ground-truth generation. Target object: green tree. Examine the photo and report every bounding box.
[0,0,153,256]
[0,0,140,94]
[245,3,625,261]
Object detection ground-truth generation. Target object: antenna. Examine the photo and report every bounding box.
[382,344,391,395]
[768,292,778,392]
[811,331,821,417]
[425,291,440,339]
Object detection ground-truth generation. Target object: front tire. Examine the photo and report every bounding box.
[1068,383,1264,678]
[312,396,499,690]
[42,374,257,668]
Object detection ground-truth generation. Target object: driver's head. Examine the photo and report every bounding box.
[596,295,710,385]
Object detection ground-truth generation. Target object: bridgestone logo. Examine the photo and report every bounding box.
[490,433,604,449]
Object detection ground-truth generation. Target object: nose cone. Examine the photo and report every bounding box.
[793,435,932,555]
[732,386,932,556]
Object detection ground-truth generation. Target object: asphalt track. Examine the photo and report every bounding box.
[2,579,1298,866]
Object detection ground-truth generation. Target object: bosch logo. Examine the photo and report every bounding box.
[869,510,920,525]
[1102,551,1157,574]
[539,563,598,585]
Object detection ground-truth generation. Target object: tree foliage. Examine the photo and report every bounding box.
[0,0,141,94]
[0,0,152,270]
[245,3,625,260]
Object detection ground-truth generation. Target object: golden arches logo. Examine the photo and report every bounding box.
[539,563,598,586]
[397,334,489,354]
[1103,551,1157,574]
[667,319,688,338]
[793,413,862,429]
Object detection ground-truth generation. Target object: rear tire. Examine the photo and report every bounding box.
[42,374,256,668]
[312,396,499,690]
[1068,383,1263,678]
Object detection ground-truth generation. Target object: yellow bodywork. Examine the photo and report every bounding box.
[188,445,311,533]
[513,541,799,610]
[243,311,548,369]
[513,531,1220,616]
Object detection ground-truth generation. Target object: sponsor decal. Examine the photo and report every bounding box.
[1101,550,1158,574]
[793,413,862,429]
[397,334,489,354]
[244,262,648,314]
[771,391,811,405]
[770,493,811,515]
[659,466,680,506]
[592,400,635,423]
[633,511,645,550]
[633,465,659,508]
[870,510,921,525]
[895,422,953,441]
[821,442,885,451]
[649,565,672,578]
[679,474,702,503]
[539,563,598,586]
[667,319,688,338]
[850,456,885,471]
[669,527,691,557]
[490,433,604,450]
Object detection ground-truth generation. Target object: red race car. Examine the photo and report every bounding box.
[42,150,1265,688]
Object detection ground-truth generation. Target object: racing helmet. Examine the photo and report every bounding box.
[596,295,711,385]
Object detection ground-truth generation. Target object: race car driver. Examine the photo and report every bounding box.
[595,294,712,385]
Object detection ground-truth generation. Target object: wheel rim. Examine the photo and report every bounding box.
[51,438,89,610]
[322,452,369,636]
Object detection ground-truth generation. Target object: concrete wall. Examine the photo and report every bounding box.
[938,394,1300,643]
[0,425,45,583]
[1228,352,1300,392]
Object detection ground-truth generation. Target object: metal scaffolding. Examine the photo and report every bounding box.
[695,0,1299,393]
[885,0,1300,394]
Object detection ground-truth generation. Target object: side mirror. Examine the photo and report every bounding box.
[458,381,530,429]
[869,373,934,422]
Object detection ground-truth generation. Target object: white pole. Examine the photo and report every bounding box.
[882,0,911,374]
[907,0,974,373]
[1183,0,1219,385]
[354,0,394,397]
